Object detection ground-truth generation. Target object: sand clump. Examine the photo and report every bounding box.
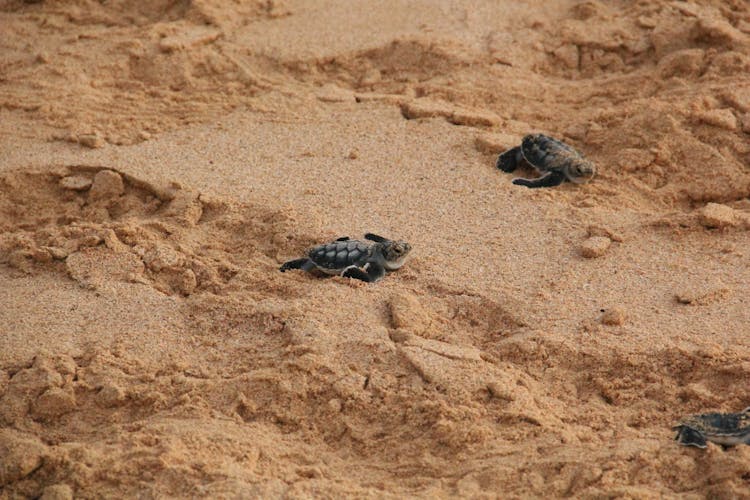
[39,484,74,500]
[59,175,92,191]
[389,292,432,335]
[0,429,47,487]
[401,98,502,127]
[601,308,626,326]
[697,202,750,229]
[580,235,612,258]
[89,169,125,201]
[675,284,732,306]
[77,133,105,149]
[693,108,740,131]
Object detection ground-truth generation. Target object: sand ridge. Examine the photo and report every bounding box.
[1,0,750,498]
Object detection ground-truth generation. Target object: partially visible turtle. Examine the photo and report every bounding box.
[673,407,750,448]
[496,133,596,188]
[279,233,412,283]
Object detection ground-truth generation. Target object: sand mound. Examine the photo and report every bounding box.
[0,166,315,296]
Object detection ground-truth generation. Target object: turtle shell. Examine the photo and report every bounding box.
[674,409,750,446]
[521,134,580,173]
[308,239,374,272]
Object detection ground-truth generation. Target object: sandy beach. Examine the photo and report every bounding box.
[1,0,750,497]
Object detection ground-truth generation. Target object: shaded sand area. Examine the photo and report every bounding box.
[1,0,750,497]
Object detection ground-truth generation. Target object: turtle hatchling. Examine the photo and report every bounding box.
[496,133,596,188]
[673,407,750,448]
[279,233,412,283]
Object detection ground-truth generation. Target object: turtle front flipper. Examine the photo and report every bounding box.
[364,233,389,243]
[512,171,566,188]
[674,426,708,448]
[341,262,386,283]
[496,146,524,173]
[280,258,313,272]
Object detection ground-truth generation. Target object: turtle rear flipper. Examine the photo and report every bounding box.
[496,146,524,173]
[674,426,708,448]
[335,236,350,241]
[512,171,566,188]
[280,258,315,272]
[341,262,386,283]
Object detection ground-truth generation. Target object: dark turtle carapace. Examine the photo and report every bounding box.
[497,133,596,188]
[673,407,750,448]
[279,233,412,283]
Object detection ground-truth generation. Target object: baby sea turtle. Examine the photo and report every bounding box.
[279,233,412,283]
[673,407,750,448]
[496,133,596,188]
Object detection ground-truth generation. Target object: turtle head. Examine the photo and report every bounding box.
[566,159,596,184]
[380,240,412,270]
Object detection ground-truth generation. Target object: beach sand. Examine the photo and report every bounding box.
[1,0,749,497]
